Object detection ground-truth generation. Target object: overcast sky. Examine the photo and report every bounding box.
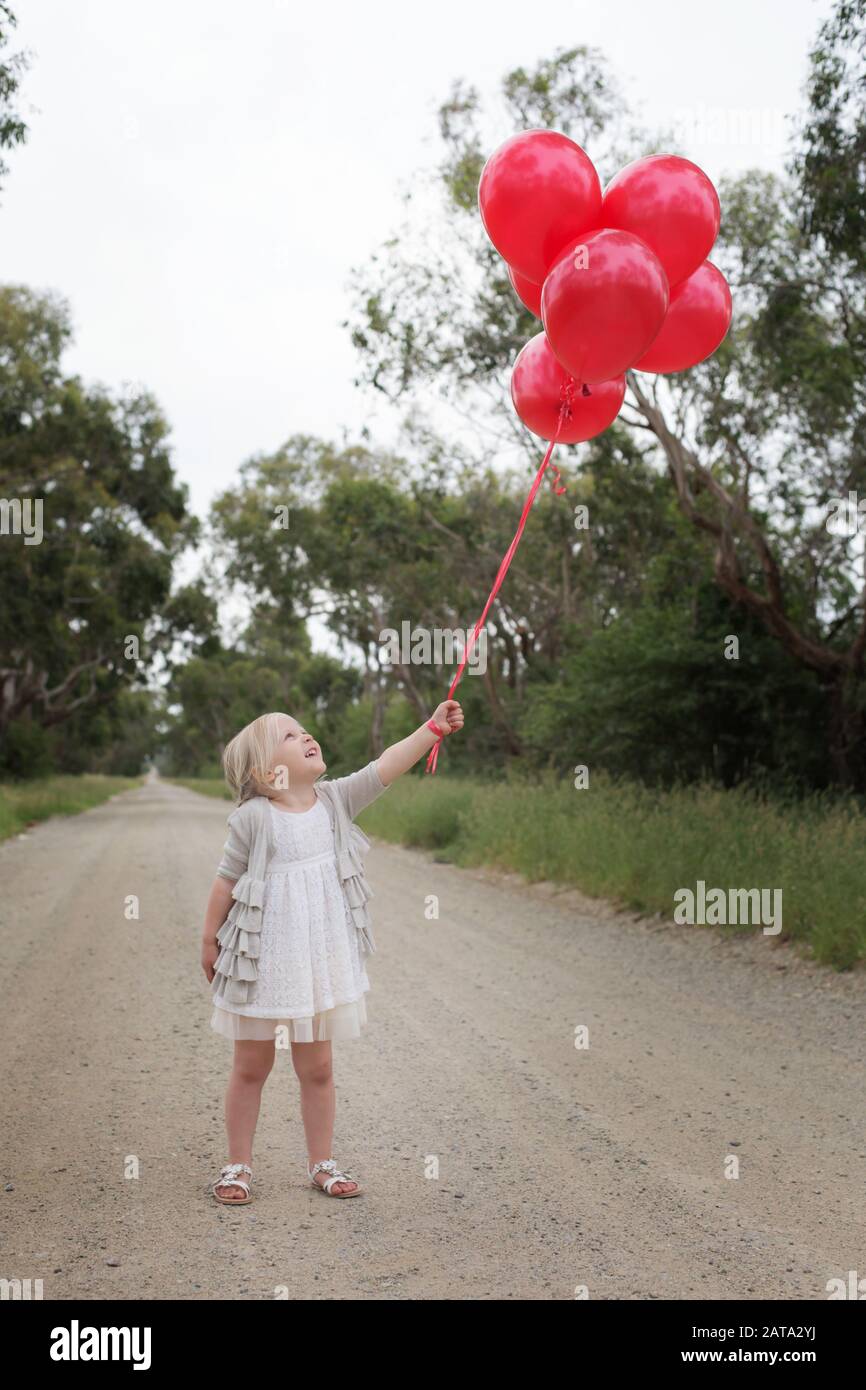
[3,0,832,521]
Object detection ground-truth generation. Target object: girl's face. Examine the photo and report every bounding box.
[267,714,325,788]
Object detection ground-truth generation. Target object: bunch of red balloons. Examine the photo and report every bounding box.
[478,129,733,444]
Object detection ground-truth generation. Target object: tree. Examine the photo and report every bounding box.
[624,0,866,785]
[346,20,866,787]
[0,2,28,195]
[793,0,866,270]
[0,286,207,773]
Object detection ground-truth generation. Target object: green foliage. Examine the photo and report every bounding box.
[0,286,208,775]
[792,0,866,269]
[58,688,163,776]
[521,594,829,789]
[1,689,162,779]
[0,716,53,778]
[0,3,28,193]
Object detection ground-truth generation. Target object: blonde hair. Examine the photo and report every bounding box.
[222,711,290,805]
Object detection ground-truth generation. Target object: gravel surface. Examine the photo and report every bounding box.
[1,772,864,1301]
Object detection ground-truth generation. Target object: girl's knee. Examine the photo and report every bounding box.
[232,1041,275,1084]
[291,1042,334,1085]
[296,1060,333,1087]
[234,1059,274,1085]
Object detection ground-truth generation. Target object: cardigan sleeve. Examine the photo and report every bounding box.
[326,758,390,822]
[216,804,251,881]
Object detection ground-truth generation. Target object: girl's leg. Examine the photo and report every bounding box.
[215,1038,276,1198]
[291,1038,358,1195]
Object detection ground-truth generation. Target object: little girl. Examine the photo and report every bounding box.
[201,700,463,1203]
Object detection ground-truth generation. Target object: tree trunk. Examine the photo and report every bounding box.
[826,674,866,788]
[483,659,523,755]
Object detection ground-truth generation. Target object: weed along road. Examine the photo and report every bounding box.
[1,774,865,1300]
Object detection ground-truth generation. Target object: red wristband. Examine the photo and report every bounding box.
[426,717,445,738]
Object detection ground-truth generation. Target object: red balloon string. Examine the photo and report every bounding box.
[424,393,573,774]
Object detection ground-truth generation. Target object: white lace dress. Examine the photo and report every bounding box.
[210,798,370,1043]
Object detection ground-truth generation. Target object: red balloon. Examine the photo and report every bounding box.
[511,331,625,443]
[602,154,720,289]
[634,261,732,373]
[478,129,602,284]
[541,227,669,384]
[507,264,542,317]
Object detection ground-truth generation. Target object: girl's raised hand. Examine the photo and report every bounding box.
[431,699,464,737]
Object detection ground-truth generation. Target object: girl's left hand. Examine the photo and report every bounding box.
[431,700,464,737]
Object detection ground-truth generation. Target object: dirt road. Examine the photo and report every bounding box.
[1,772,864,1300]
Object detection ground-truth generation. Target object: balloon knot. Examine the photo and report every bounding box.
[582,383,591,397]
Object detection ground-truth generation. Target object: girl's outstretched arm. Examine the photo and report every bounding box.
[376,700,464,786]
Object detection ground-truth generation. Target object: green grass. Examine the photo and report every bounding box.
[172,767,866,970]
[360,768,866,971]
[169,777,234,801]
[0,774,143,842]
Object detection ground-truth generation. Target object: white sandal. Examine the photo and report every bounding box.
[212,1162,253,1204]
[307,1157,362,1198]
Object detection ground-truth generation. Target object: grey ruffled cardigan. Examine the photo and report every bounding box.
[211,758,390,1009]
